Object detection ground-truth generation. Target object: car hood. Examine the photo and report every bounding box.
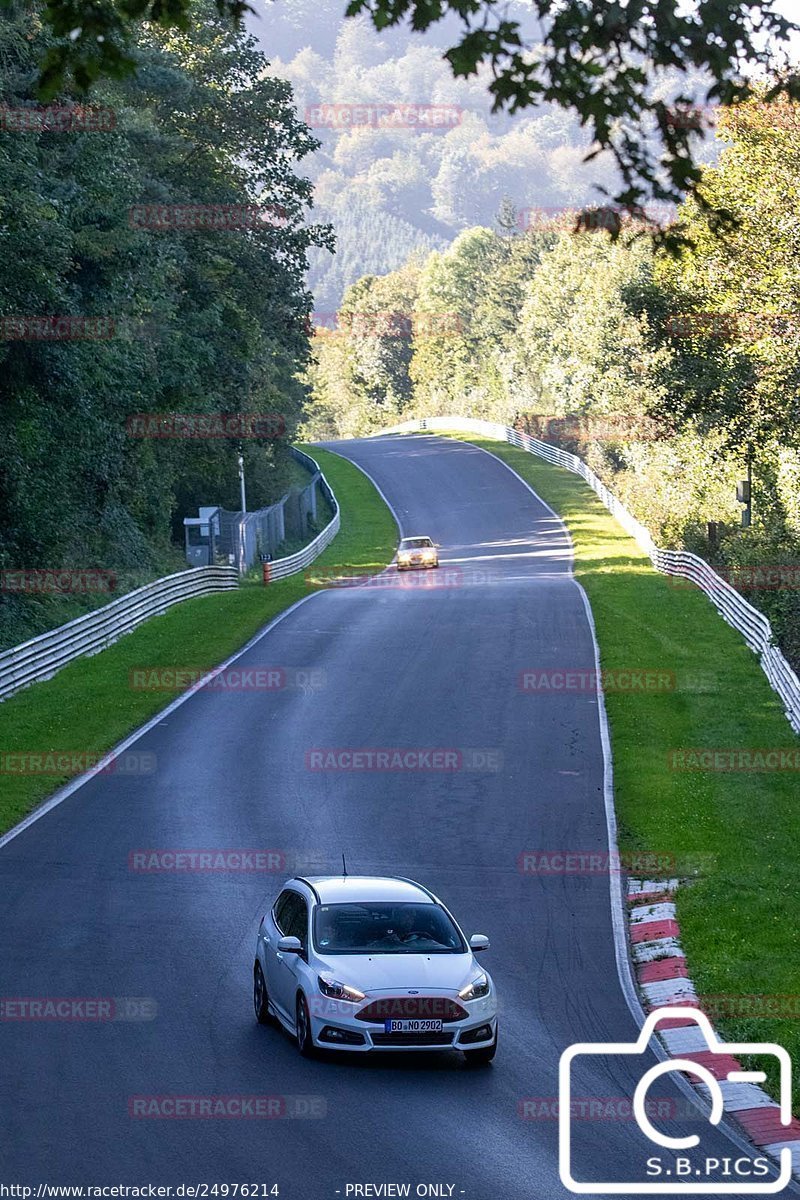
[315,951,478,994]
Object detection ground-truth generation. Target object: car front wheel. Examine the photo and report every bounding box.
[253,962,272,1025]
[463,1027,497,1065]
[295,993,315,1057]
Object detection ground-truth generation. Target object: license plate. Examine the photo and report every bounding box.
[384,1018,443,1033]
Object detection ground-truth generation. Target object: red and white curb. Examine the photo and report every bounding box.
[628,878,800,1180]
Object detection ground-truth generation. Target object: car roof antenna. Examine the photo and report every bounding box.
[342,852,348,877]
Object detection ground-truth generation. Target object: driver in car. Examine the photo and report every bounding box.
[380,906,438,947]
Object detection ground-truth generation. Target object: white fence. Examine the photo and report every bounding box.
[375,416,800,734]
[0,451,341,702]
[263,450,340,581]
[0,567,238,703]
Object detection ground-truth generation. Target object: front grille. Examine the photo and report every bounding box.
[356,997,468,1023]
[371,1031,454,1047]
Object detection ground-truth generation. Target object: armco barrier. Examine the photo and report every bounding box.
[0,452,341,702]
[373,416,800,734]
[0,567,238,703]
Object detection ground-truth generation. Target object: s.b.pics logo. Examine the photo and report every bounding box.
[559,1008,793,1193]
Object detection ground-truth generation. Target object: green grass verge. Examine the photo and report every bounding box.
[0,445,397,836]
[446,432,800,1105]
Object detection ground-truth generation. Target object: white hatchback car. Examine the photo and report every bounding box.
[254,875,497,1063]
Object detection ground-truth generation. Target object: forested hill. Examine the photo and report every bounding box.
[304,98,800,670]
[246,0,715,310]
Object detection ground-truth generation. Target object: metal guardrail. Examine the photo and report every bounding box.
[374,416,800,734]
[0,566,238,703]
[0,451,341,703]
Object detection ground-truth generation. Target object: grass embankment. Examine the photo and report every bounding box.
[0,446,397,836]
[0,456,336,652]
[449,433,800,1104]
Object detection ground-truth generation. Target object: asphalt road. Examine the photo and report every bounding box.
[0,435,784,1199]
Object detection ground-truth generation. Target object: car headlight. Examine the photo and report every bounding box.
[317,975,366,1002]
[458,973,490,1001]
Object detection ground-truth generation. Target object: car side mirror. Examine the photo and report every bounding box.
[469,934,490,952]
[277,935,303,954]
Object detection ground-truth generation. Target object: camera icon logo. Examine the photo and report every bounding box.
[559,1006,793,1193]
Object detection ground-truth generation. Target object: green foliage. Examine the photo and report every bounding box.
[303,259,422,436]
[640,95,800,665]
[0,2,329,645]
[11,0,798,230]
[652,96,800,452]
[307,197,444,313]
[515,231,664,415]
[410,227,503,413]
[308,99,800,672]
[277,22,645,309]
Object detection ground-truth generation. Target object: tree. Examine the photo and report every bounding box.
[649,96,800,453]
[410,227,502,414]
[304,260,420,435]
[12,0,800,227]
[638,94,800,653]
[0,2,328,642]
[513,229,664,418]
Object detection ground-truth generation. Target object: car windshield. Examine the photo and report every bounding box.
[401,538,433,549]
[313,902,465,955]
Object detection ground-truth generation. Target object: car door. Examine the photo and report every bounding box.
[262,889,296,1021]
[270,890,309,1022]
